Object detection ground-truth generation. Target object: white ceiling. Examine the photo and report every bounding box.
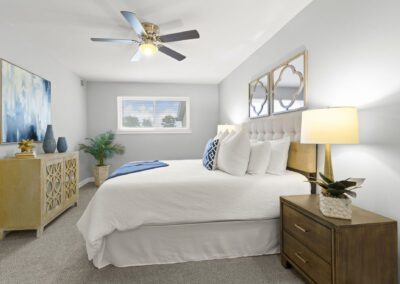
[0,0,311,84]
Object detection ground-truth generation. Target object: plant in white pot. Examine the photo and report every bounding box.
[79,131,125,187]
[308,173,365,220]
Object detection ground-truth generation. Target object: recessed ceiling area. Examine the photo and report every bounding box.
[0,0,312,84]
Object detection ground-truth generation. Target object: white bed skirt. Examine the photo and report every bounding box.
[92,218,280,268]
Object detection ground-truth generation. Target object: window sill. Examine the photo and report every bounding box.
[116,129,192,134]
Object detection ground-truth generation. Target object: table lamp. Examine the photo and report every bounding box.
[300,107,359,181]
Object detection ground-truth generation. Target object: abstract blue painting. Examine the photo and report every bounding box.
[1,60,51,143]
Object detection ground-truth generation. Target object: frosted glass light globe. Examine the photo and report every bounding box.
[139,43,158,56]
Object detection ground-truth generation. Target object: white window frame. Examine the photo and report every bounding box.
[116,96,191,134]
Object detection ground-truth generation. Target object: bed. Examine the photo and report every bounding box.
[77,112,317,268]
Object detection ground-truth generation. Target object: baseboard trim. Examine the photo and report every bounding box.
[79,177,94,188]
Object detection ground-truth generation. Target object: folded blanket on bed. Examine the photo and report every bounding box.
[107,160,169,180]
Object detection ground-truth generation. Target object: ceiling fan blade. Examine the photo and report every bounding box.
[131,49,142,62]
[121,11,147,36]
[159,30,200,43]
[158,45,186,61]
[91,38,138,44]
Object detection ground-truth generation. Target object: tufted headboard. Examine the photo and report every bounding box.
[242,112,317,193]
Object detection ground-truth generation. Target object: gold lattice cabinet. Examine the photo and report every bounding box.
[0,152,79,239]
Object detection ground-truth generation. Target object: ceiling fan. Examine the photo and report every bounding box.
[91,11,200,62]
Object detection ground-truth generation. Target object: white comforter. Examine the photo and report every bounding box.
[77,160,310,261]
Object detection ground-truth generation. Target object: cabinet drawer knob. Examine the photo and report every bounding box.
[294,223,308,233]
[295,252,308,264]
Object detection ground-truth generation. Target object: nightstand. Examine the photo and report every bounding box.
[280,195,397,284]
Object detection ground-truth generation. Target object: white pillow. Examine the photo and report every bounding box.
[266,136,291,175]
[247,141,272,174]
[214,129,230,142]
[217,130,250,176]
[222,129,236,143]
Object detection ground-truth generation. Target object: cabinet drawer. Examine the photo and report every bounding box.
[283,204,331,263]
[283,231,331,284]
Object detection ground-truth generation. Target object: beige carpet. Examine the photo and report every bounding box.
[0,184,304,284]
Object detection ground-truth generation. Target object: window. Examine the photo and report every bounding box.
[117,96,190,133]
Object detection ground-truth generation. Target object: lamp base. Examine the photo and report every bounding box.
[324,144,334,181]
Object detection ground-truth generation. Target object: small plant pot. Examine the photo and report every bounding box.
[94,165,110,187]
[319,194,352,220]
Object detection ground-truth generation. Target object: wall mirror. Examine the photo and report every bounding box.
[248,73,270,118]
[272,52,307,114]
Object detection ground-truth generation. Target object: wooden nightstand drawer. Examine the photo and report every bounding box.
[283,204,331,263]
[283,231,331,284]
[281,195,398,284]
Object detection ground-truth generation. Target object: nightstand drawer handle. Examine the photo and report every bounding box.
[295,252,308,264]
[294,223,308,233]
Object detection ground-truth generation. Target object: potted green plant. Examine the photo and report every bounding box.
[307,173,365,219]
[79,131,125,187]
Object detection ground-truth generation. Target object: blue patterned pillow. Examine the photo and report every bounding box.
[202,139,220,170]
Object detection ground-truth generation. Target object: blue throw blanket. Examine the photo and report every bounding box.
[107,160,169,180]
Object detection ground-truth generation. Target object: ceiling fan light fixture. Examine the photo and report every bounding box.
[92,11,200,61]
[139,42,158,56]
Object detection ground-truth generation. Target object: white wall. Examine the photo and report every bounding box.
[0,24,90,180]
[86,82,218,171]
[219,0,400,262]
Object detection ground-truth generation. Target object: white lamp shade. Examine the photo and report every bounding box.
[217,124,237,133]
[301,107,359,144]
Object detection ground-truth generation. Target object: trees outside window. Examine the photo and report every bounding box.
[161,115,176,128]
[123,116,140,127]
[142,118,153,127]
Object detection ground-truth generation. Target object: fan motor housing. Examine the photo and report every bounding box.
[142,22,160,41]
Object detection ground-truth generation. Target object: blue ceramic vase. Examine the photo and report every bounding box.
[43,125,56,153]
[57,137,68,153]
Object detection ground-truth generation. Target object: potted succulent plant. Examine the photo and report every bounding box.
[79,131,125,187]
[307,173,365,220]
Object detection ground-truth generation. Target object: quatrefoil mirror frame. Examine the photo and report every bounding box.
[248,72,270,119]
[248,50,307,119]
[271,51,307,115]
